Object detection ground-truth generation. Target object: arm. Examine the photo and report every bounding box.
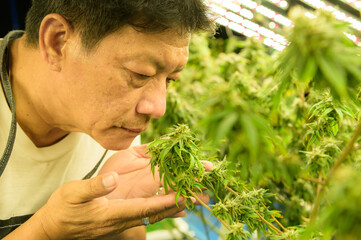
[3,212,49,240]
[4,172,185,240]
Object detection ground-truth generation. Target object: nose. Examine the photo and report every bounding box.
[136,78,167,119]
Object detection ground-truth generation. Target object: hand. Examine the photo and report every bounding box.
[98,144,162,199]
[35,172,186,240]
[97,144,213,239]
[98,144,213,203]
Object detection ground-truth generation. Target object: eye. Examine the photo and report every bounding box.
[136,73,151,79]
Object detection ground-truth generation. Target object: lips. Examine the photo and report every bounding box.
[121,127,143,133]
[120,127,146,135]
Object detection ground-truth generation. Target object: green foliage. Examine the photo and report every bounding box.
[143,8,361,239]
[147,124,206,207]
[148,124,280,238]
[273,8,361,105]
[226,222,251,240]
[309,167,361,240]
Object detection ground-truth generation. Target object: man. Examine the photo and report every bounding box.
[0,0,214,239]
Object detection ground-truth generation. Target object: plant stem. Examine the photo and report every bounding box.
[309,120,361,223]
[241,186,287,233]
[305,176,324,185]
[309,172,323,224]
[324,120,361,185]
[226,186,283,234]
[187,189,232,231]
[195,210,227,238]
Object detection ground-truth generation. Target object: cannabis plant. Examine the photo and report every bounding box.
[144,7,361,240]
[148,124,283,239]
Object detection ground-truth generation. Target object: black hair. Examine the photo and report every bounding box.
[25,0,215,50]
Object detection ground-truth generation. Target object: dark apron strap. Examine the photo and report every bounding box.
[83,149,108,179]
[0,30,24,177]
[0,148,108,237]
[0,31,109,238]
[0,214,33,239]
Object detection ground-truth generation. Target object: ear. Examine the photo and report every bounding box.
[38,13,73,71]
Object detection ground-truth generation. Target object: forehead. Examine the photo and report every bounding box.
[87,25,191,70]
[95,25,190,55]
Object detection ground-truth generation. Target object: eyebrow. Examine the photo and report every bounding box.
[147,55,185,74]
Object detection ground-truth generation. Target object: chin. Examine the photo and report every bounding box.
[97,135,136,151]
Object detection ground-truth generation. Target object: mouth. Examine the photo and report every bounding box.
[119,126,146,135]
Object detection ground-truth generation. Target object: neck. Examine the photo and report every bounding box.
[8,36,69,147]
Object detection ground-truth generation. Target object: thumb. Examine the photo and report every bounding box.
[64,172,119,203]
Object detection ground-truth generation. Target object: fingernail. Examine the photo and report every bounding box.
[177,196,186,204]
[102,173,116,188]
[201,160,213,169]
[191,197,196,203]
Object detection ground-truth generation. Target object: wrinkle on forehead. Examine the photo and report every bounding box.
[109,26,190,73]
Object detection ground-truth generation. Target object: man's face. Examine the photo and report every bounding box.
[54,25,190,150]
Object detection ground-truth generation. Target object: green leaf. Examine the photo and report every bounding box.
[321,107,333,118]
[175,191,181,207]
[316,53,348,99]
[214,112,239,144]
[299,57,317,84]
[148,138,169,148]
[173,145,183,162]
[159,146,172,164]
[240,114,259,161]
[331,123,339,136]
[307,134,317,149]
[335,107,344,123]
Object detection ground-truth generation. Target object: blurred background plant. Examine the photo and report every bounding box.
[143,7,361,240]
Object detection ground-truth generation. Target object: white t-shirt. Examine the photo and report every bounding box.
[0,35,140,233]
[0,69,141,223]
[0,86,121,218]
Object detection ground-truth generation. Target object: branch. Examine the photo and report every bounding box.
[324,120,361,185]
[309,120,361,223]
[226,186,283,234]
[187,189,232,231]
[309,172,323,223]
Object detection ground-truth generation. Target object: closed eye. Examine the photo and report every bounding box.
[136,73,151,79]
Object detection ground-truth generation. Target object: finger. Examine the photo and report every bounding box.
[169,210,188,218]
[201,160,214,171]
[127,203,187,228]
[143,203,186,225]
[131,144,151,158]
[108,193,185,220]
[63,172,119,203]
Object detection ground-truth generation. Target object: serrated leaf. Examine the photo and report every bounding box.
[316,53,348,99]
[332,123,339,136]
[148,138,168,148]
[173,145,183,162]
[240,114,259,161]
[299,57,317,84]
[214,112,239,144]
[175,190,181,207]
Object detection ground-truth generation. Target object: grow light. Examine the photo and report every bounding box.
[301,0,361,31]
[206,0,360,50]
[266,0,288,9]
[341,0,361,11]
[303,10,360,44]
[208,1,288,51]
[215,0,293,27]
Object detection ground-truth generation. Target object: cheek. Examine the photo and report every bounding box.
[82,74,143,122]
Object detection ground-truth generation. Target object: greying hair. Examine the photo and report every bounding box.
[25,0,215,50]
